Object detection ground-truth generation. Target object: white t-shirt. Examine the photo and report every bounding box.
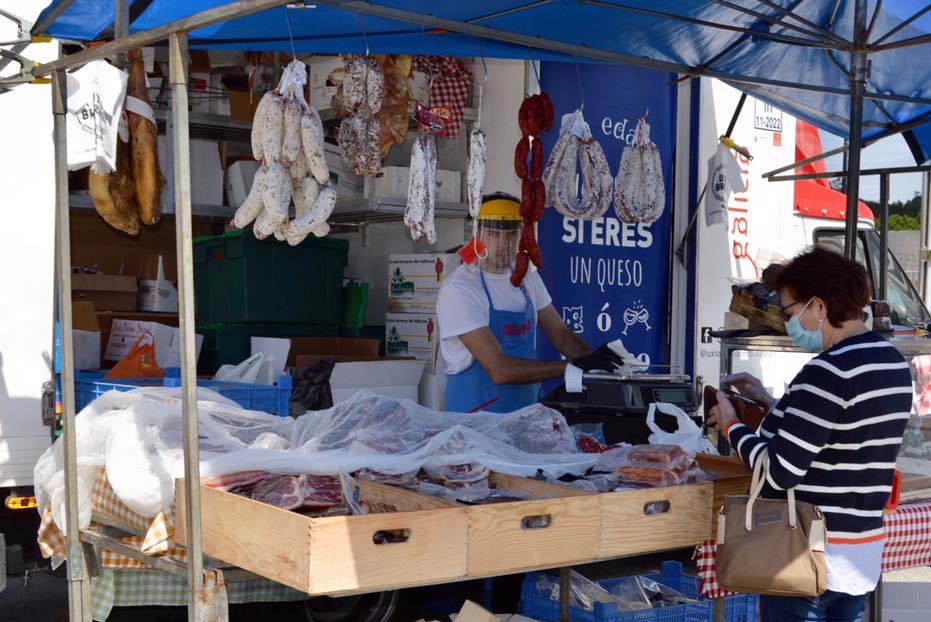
[437,264,552,374]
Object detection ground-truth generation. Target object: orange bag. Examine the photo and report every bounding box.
[104,332,166,379]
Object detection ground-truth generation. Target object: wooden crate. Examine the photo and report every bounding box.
[174,479,469,596]
[597,482,712,558]
[696,454,752,538]
[729,286,785,333]
[465,473,601,576]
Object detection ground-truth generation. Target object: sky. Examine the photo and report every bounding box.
[820,131,925,204]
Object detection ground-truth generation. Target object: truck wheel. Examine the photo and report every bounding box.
[302,590,399,622]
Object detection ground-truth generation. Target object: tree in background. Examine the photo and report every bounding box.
[865,192,923,230]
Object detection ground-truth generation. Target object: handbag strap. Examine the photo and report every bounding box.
[745,452,798,531]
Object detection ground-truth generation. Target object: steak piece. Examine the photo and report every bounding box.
[298,474,343,509]
[203,470,270,492]
[252,475,302,510]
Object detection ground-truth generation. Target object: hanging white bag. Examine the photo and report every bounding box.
[646,402,719,455]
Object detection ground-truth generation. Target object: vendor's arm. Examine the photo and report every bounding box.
[459,326,568,384]
[537,304,593,359]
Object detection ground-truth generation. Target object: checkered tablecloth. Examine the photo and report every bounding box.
[694,499,931,598]
[37,467,186,568]
[91,568,306,621]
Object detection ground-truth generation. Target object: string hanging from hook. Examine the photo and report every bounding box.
[283,5,298,62]
[474,38,488,128]
[357,13,371,56]
[636,68,649,119]
[574,57,584,111]
[420,25,434,105]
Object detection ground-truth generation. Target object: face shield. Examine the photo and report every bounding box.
[476,217,522,273]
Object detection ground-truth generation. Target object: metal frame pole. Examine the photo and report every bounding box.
[922,172,931,306]
[879,174,889,300]
[844,0,869,260]
[53,68,91,622]
[168,32,206,621]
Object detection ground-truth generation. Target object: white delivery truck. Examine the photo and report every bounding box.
[0,0,58,574]
[691,79,930,398]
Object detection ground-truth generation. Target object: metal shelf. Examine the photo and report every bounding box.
[69,192,233,220]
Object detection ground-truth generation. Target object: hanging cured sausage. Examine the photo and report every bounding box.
[510,92,553,287]
[542,109,613,221]
[231,60,335,243]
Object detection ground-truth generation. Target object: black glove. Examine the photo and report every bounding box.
[571,343,625,373]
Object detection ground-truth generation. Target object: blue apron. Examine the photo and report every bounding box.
[445,269,540,413]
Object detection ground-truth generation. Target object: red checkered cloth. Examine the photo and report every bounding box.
[413,56,472,138]
[912,355,931,414]
[881,498,931,571]
[694,499,931,598]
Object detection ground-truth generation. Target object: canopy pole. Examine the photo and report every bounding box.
[878,174,889,300]
[168,31,206,622]
[844,0,869,260]
[53,68,92,622]
[921,172,931,307]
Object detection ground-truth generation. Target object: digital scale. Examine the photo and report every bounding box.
[541,372,701,445]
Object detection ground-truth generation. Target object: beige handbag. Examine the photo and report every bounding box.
[716,453,828,597]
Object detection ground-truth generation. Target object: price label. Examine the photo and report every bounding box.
[754,100,783,132]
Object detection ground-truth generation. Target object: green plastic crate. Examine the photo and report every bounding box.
[197,322,340,374]
[193,230,348,324]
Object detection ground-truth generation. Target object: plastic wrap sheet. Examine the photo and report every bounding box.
[34,389,595,536]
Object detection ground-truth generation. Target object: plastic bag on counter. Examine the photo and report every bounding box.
[572,423,607,453]
[647,402,719,455]
[592,444,633,472]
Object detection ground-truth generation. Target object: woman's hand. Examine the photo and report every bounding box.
[720,372,775,407]
[706,391,738,433]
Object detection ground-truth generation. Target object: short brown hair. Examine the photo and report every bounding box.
[774,246,870,328]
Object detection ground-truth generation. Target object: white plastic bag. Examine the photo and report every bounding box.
[646,402,719,455]
[213,353,272,384]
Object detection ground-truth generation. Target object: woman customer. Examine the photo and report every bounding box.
[706,246,913,622]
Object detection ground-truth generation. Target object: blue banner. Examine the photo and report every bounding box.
[536,63,677,373]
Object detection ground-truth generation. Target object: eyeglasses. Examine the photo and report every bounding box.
[778,300,803,322]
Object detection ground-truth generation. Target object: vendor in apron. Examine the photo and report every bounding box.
[438,193,624,413]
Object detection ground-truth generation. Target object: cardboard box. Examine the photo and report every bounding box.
[324,141,364,201]
[55,301,102,371]
[105,319,203,368]
[329,359,425,404]
[308,55,345,112]
[288,337,380,367]
[72,273,138,312]
[134,255,178,313]
[386,312,439,374]
[372,166,461,203]
[388,254,461,312]
[225,160,260,207]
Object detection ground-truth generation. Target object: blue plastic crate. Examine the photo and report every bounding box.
[520,561,758,622]
[70,368,292,417]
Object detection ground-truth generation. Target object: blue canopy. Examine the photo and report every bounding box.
[34,1,931,164]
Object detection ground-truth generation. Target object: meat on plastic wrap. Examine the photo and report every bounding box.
[33,390,595,538]
[627,444,695,472]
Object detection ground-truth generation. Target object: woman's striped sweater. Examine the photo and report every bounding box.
[725,331,913,545]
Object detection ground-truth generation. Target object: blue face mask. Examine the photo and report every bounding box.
[785,298,824,352]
